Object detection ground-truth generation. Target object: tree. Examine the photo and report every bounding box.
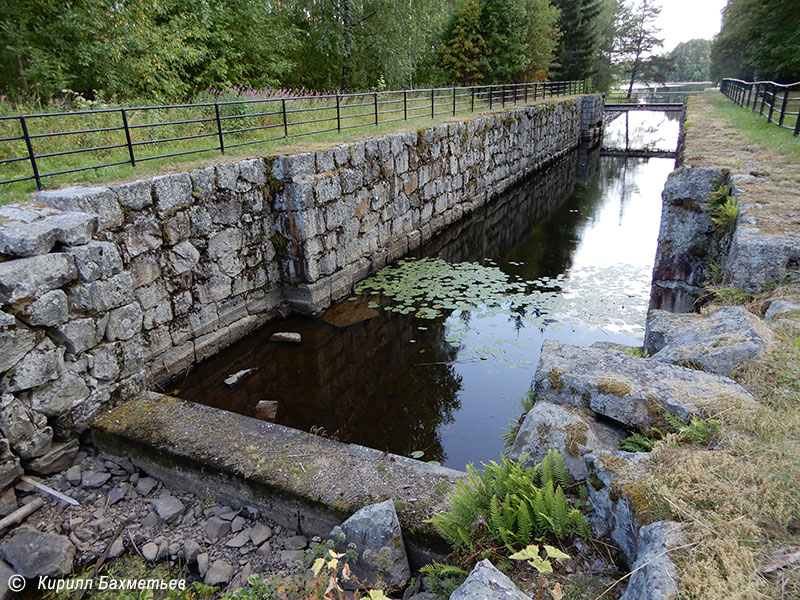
[711,0,800,82]
[590,0,625,91]
[615,0,663,98]
[551,0,605,81]
[0,0,299,101]
[522,0,562,81]
[668,39,712,82]
[286,0,453,92]
[441,0,486,85]
[479,0,528,84]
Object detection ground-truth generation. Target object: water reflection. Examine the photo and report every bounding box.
[176,113,679,469]
[604,110,681,152]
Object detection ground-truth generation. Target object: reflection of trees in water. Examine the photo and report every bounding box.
[176,144,613,463]
[175,306,462,463]
[604,111,680,151]
[422,150,580,266]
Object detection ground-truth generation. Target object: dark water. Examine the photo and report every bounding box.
[174,112,678,470]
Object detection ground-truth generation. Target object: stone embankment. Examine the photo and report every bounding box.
[509,94,799,600]
[0,94,602,518]
[0,95,604,594]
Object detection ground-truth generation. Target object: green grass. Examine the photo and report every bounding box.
[0,90,578,206]
[709,95,800,162]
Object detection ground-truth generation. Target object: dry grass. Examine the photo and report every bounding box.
[624,283,800,600]
[682,95,800,238]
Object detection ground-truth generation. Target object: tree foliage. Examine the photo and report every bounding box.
[711,0,800,83]
[590,0,625,91]
[615,0,663,97]
[441,0,560,85]
[0,0,298,101]
[441,0,486,86]
[552,0,605,81]
[668,39,712,82]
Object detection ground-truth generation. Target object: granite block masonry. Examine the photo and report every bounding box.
[0,95,603,511]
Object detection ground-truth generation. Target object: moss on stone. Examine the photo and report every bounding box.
[596,378,632,397]
[548,367,566,390]
[270,233,289,260]
[564,422,588,457]
[620,480,672,526]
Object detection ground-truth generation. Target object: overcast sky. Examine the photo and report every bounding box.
[654,0,728,53]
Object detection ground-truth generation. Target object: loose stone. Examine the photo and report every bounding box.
[269,332,301,343]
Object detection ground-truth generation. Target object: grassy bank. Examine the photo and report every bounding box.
[620,94,800,600]
[0,90,577,206]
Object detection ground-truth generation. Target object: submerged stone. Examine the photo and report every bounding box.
[269,332,301,343]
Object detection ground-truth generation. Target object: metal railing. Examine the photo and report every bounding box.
[605,89,705,105]
[0,80,586,190]
[720,78,800,136]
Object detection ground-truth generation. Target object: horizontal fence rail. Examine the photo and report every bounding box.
[604,89,704,105]
[720,78,800,136]
[0,80,586,191]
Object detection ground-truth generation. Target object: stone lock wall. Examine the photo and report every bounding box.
[0,94,602,514]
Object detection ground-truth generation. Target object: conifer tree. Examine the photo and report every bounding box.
[441,0,486,85]
[552,0,604,81]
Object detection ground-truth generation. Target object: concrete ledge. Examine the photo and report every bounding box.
[92,392,464,567]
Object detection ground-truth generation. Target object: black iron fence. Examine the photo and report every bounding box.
[605,89,705,105]
[720,78,800,136]
[0,80,586,191]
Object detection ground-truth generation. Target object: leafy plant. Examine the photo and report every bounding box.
[426,452,590,560]
[621,412,720,453]
[705,184,739,230]
[704,286,754,305]
[500,386,538,449]
[419,562,469,597]
[521,386,537,412]
[677,417,720,444]
[620,432,658,452]
[623,346,650,359]
[509,544,569,600]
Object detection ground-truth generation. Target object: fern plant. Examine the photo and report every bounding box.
[705,184,739,230]
[621,432,659,452]
[419,562,468,597]
[426,452,590,559]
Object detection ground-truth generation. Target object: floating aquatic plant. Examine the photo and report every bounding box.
[353,257,650,361]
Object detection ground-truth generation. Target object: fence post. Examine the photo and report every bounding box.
[767,84,776,123]
[431,89,435,119]
[403,90,407,121]
[779,88,790,126]
[121,109,136,166]
[336,95,341,132]
[282,99,289,137]
[502,84,506,108]
[760,84,768,116]
[471,87,475,113]
[452,87,456,116]
[752,84,759,112]
[794,111,800,137]
[489,85,493,110]
[19,116,41,191]
[374,92,378,126]
[745,84,752,108]
[524,83,528,104]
